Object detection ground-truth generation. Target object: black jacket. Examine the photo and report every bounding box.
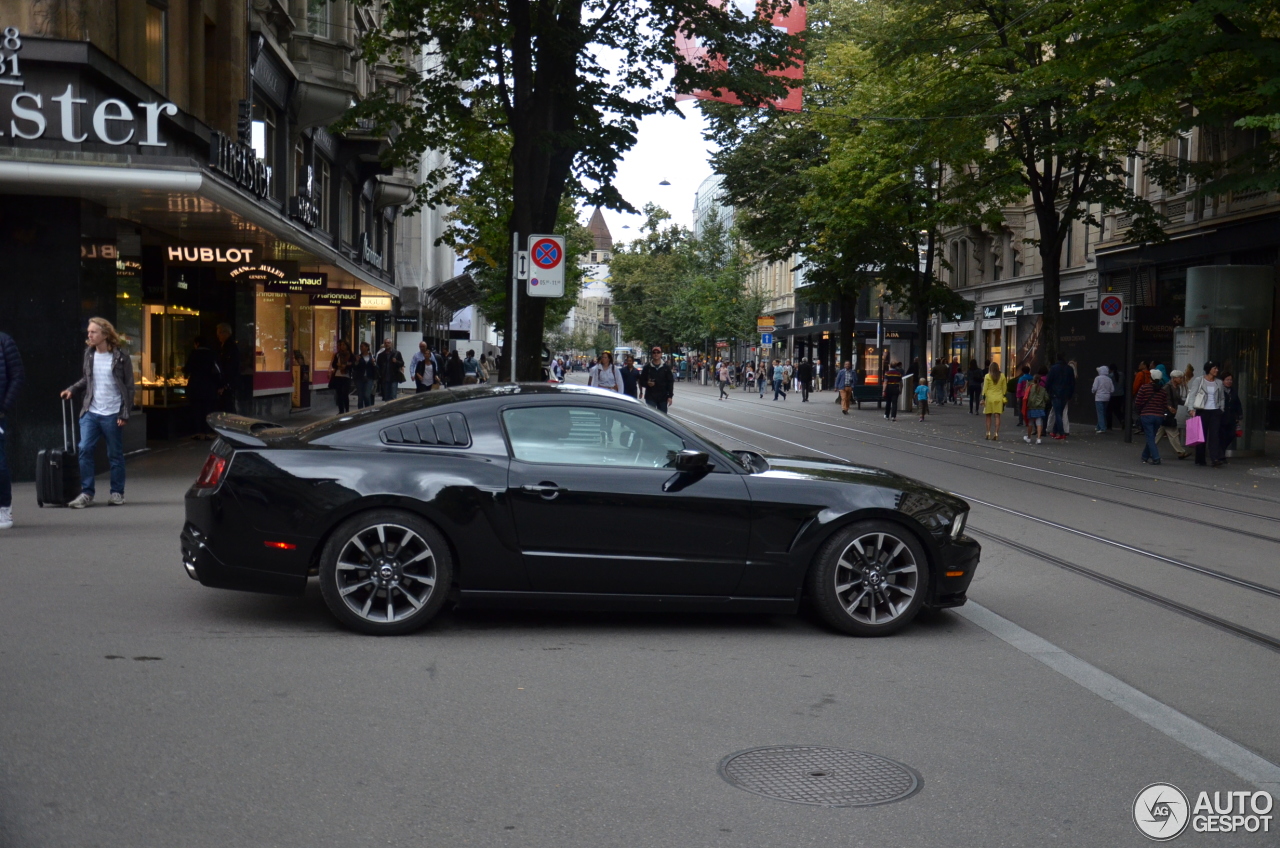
[216,338,240,391]
[639,362,674,401]
[0,331,23,415]
[796,361,813,386]
[1046,362,1076,400]
[375,348,405,382]
[619,364,640,398]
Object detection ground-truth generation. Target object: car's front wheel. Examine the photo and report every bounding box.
[319,510,453,635]
[808,520,930,637]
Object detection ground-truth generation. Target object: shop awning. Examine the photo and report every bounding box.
[425,273,480,312]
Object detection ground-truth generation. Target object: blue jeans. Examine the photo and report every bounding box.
[1139,415,1162,462]
[773,379,785,400]
[934,382,947,404]
[1051,397,1067,436]
[355,378,375,408]
[1095,401,1108,432]
[0,418,11,508]
[78,412,125,496]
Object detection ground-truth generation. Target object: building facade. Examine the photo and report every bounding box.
[934,124,1279,445]
[0,1,416,479]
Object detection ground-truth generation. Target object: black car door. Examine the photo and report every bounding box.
[502,404,751,595]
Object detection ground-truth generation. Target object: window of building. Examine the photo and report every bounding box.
[295,143,306,197]
[316,158,331,231]
[313,307,338,375]
[340,179,353,246]
[1125,154,1138,194]
[144,3,168,93]
[255,289,288,372]
[307,0,332,38]
[1176,134,1192,193]
[251,102,277,194]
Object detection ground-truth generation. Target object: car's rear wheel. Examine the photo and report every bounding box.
[808,520,930,637]
[319,510,453,635]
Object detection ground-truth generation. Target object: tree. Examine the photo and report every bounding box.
[353,0,802,379]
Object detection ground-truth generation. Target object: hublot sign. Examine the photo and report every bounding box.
[209,130,272,200]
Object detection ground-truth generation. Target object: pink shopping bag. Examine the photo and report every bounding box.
[1185,414,1205,446]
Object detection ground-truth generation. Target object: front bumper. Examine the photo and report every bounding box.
[181,522,306,596]
[930,534,980,608]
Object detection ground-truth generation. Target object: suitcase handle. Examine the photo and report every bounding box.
[60,395,77,453]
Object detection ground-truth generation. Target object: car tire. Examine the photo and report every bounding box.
[319,510,453,635]
[807,520,930,637]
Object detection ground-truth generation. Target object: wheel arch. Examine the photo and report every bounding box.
[308,496,464,587]
[796,508,940,600]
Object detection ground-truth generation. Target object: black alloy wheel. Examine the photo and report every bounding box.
[319,510,453,635]
[808,520,930,637]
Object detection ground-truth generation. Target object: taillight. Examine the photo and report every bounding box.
[195,453,228,489]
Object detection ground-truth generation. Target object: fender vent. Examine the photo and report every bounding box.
[381,412,471,448]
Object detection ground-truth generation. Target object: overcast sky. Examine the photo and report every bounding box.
[585,100,716,245]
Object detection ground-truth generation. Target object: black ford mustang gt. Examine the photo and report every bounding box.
[182,384,979,636]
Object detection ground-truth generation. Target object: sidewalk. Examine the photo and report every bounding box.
[670,377,1280,498]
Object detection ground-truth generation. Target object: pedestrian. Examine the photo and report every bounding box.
[375,338,404,402]
[796,358,813,401]
[931,359,949,405]
[1221,373,1243,454]
[639,346,674,414]
[1186,360,1225,467]
[619,353,640,398]
[772,359,787,401]
[1131,360,1150,401]
[949,358,962,403]
[444,350,466,387]
[215,322,240,414]
[1023,367,1049,444]
[834,361,854,415]
[1155,370,1189,459]
[183,336,219,440]
[354,341,377,408]
[1046,353,1075,441]
[760,360,769,398]
[1091,365,1114,434]
[1134,368,1168,464]
[462,349,481,384]
[409,341,434,393]
[588,351,624,393]
[883,361,903,421]
[915,378,929,421]
[982,361,1007,441]
[60,317,133,508]
[1012,364,1031,428]
[966,359,983,414]
[324,339,352,414]
[744,364,756,394]
[0,330,24,530]
[1107,362,1125,430]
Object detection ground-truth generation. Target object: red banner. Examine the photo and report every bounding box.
[676,1,806,113]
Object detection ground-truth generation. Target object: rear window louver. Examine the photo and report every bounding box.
[380,412,471,448]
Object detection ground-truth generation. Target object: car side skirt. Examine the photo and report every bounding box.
[457,590,799,615]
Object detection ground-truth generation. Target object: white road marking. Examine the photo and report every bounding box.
[957,602,1280,795]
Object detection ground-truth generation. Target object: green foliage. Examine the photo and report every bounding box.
[609,206,763,351]
[349,0,803,378]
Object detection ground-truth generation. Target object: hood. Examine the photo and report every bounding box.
[1097,366,1110,377]
[760,454,968,513]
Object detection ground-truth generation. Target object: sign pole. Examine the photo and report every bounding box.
[1123,309,1135,444]
[510,232,518,383]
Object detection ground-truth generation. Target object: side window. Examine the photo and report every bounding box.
[503,406,685,468]
[381,412,470,448]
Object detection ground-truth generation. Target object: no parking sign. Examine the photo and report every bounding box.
[1099,293,1124,333]
[527,235,565,297]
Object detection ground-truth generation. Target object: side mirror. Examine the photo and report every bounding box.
[672,449,710,472]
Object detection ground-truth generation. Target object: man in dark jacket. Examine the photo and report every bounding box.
[0,331,24,529]
[375,338,405,402]
[1046,353,1076,440]
[639,346,675,414]
[215,323,241,414]
[184,336,220,440]
[619,354,640,399]
[796,358,813,402]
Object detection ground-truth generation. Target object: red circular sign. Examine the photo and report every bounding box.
[1100,296,1123,316]
[531,238,562,269]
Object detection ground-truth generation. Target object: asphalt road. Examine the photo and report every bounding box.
[2,380,1278,847]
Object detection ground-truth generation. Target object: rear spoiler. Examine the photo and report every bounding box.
[208,413,288,448]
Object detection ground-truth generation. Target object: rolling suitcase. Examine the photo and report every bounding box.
[36,398,82,507]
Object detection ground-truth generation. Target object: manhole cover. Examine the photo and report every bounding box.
[719,746,921,807]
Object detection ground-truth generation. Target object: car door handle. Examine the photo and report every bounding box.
[521,483,566,499]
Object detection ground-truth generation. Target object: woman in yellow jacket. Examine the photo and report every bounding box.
[982,362,1009,441]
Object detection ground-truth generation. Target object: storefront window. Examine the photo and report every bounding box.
[289,293,314,373]
[314,307,338,376]
[140,304,199,407]
[117,265,144,406]
[984,328,1003,370]
[256,289,288,372]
